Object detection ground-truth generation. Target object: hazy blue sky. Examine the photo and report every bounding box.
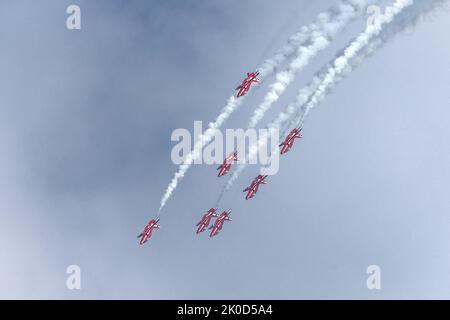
[0,0,449,299]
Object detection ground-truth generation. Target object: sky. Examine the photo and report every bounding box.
[0,0,449,299]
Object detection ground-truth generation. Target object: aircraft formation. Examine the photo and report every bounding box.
[137,0,444,246]
[195,124,302,239]
[196,208,232,237]
[138,73,302,244]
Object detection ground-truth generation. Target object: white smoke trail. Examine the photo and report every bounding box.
[285,0,448,134]
[157,0,376,214]
[258,0,373,77]
[219,0,421,199]
[295,0,414,128]
[247,0,374,129]
[157,101,237,213]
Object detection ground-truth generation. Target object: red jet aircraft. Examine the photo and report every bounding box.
[196,208,219,234]
[137,218,160,245]
[243,175,268,200]
[217,151,238,177]
[209,210,232,237]
[236,71,260,97]
[280,127,302,154]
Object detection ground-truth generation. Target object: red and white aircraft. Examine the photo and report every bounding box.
[196,208,219,234]
[217,151,238,177]
[280,127,302,155]
[243,175,268,200]
[209,210,232,237]
[137,218,160,245]
[236,71,260,97]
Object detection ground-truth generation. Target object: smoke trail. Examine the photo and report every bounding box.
[218,0,427,200]
[157,0,376,214]
[284,0,448,134]
[158,99,239,213]
[294,0,414,129]
[287,0,448,134]
[247,0,375,129]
